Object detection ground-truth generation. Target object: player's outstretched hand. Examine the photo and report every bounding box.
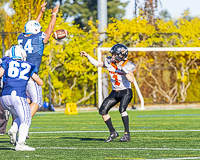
[52,5,59,14]
[41,2,47,13]
[80,51,88,57]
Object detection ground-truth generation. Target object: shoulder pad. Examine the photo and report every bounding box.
[123,61,137,72]
[2,57,10,61]
[1,57,11,69]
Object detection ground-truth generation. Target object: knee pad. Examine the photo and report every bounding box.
[99,97,116,115]
[119,106,128,113]
[121,111,128,117]
[99,107,107,115]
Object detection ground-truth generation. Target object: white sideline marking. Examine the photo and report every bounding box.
[29,130,200,134]
[36,147,200,151]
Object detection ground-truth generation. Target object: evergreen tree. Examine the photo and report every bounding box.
[181,9,193,21]
[49,0,128,30]
[158,9,171,21]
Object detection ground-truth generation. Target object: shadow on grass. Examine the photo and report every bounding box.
[0,141,10,143]
[0,140,15,150]
[0,147,14,150]
[61,137,105,141]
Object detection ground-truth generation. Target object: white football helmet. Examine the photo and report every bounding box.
[24,20,42,34]
[5,45,27,61]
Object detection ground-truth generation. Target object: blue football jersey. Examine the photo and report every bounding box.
[1,57,37,98]
[17,32,46,73]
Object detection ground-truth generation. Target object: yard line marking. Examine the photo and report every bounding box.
[146,158,200,160]
[36,147,200,151]
[29,130,200,134]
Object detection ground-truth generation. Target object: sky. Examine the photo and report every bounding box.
[121,0,200,19]
[4,0,200,20]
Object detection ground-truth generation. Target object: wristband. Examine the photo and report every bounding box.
[52,13,57,16]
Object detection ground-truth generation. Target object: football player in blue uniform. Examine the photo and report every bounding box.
[0,45,43,151]
[17,4,59,118]
[81,44,136,142]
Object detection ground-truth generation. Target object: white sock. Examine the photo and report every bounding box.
[18,123,29,143]
[11,120,19,133]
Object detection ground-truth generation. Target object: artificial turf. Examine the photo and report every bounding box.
[1,108,200,159]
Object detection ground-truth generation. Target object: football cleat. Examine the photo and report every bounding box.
[15,142,35,151]
[8,128,17,145]
[119,133,130,142]
[105,132,119,142]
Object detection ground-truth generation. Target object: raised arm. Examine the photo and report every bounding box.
[43,5,59,43]
[31,73,43,86]
[35,2,47,22]
[80,51,104,67]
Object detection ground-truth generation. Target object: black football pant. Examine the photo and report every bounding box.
[99,88,133,115]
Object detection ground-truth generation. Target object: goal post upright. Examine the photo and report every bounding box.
[97,47,200,110]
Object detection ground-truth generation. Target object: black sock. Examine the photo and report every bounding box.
[104,117,115,133]
[122,115,129,134]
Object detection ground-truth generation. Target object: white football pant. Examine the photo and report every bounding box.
[0,90,31,143]
[26,78,43,108]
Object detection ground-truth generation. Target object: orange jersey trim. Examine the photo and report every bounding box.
[111,63,117,70]
[111,60,129,70]
[109,71,123,75]
[133,67,137,72]
[121,60,129,67]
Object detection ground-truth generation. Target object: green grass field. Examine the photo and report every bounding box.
[1,108,200,160]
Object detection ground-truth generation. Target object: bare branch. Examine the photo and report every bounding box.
[143,78,171,102]
[76,91,95,104]
[70,75,77,90]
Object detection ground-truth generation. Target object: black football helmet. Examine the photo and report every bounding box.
[110,44,128,61]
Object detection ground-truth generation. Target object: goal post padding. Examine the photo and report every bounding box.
[97,47,200,110]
